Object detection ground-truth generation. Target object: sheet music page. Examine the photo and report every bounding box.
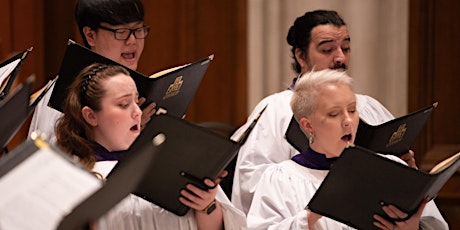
[29,76,56,107]
[149,64,188,78]
[0,59,20,88]
[0,147,102,229]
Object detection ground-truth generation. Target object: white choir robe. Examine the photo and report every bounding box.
[28,83,61,144]
[30,81,248,229]
[231,89,395,214]
[246,158,448,230]
[93,161,247,230]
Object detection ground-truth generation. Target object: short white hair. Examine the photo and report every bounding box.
[290,69,353,122]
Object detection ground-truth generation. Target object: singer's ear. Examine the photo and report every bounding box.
[299,117,313,134]
[82,106,98,126]
[295,48,308,70]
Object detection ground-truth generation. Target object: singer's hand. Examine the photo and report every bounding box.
[138,97,156,129]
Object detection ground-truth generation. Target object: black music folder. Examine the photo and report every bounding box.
[0,47,33,100]
[0,78,32,149]
[0,131,161,230]
[354,102,437,156]
[57,133,163,230]
[307,145,460,230]
[285,115,309,153]
[109,114,240,216]
[49,39,212,118]
[285,103,437,156]
[0,74,54,150]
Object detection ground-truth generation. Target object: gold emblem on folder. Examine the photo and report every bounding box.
[386,123,407,147]
[163,76,183,99]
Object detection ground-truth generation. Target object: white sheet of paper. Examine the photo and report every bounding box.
[0,59,20,88]
[0,146,102,229]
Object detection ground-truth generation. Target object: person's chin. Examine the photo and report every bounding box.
[126,136,139,147]
[120,59,138,70]
[336,144,348,154]
[116,144,131,151]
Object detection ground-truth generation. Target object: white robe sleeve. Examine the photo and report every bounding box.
[28,83,62,144]
[247,161,354,230]
[230,90,299,214]
[93,162,246,230]
[355,94,395,125]
[215,187,248,230]
[246,162,309,230]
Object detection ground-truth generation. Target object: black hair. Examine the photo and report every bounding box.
[286,10,346,73]
[75,0,145,48]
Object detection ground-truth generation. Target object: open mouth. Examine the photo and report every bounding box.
[130,124,139,131]
[341,133,352,142]
[121,52,135,60]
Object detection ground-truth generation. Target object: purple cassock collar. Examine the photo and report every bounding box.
[291,147,338,170]
[93,142,128,162]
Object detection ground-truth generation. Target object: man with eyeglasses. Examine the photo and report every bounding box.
[77,9,150,71]
[98,25,150,40]
[27,1,247,229]
[28,0,156,143]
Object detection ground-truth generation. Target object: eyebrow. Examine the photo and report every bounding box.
[326,101,356,110]
[116,93,135,100]
[318,37,351,46]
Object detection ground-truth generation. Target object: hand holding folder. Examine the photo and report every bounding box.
[110,114,240,216]
[307,145,460,230]
[109,108,265,216]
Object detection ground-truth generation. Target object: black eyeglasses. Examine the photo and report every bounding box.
[97,25,150,40]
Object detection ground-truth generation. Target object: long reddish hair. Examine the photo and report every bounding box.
[55,63,130,169]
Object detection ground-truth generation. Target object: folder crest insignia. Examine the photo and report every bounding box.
[386,123,407,147]
[163,76,183,99]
